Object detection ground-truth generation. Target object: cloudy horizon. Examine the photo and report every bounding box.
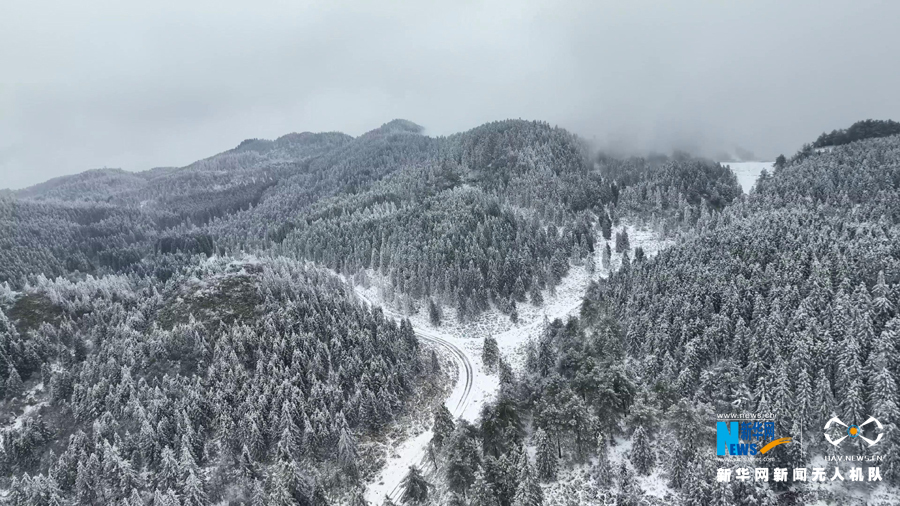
[3,0,900,189]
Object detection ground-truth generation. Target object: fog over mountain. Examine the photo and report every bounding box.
[3,0,900,189]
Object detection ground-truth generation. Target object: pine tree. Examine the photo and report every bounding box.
[594,432,613,489]
[75,453,101,505]
[871,334,900,485]
[250,479,267,506]
[471,471,500,506]
[158,446,179,492]
[710,481,735,506]
[400,466,431,505]
[602,243,611,270]
[681,457,712,506]
[529,285,543,306]
[431,404,455,451]
[812,368,835,433]
[6,367,24,400]
[839,331,865,451]
[533,428,557,482]
[444,421,480,494]
[127,488,145,506]
[630,427,654,475]
[615,462,641,506]
[429,298,442,327]
[482,337,500,374]
[178,441,206,506]
[337,418,360,478]
[872,272,894,328]
[269,464,296,506]
[512,452,543,506]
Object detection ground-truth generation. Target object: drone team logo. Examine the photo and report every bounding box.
[824,416,884,447]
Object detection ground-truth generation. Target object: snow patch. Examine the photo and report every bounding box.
[719,161,772,194]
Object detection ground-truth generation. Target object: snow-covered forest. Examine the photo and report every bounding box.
[1,119,899,505]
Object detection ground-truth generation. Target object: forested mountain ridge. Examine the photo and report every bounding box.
[3,119,743,320]
[813,119,900,149]
[409,134,900,506]
[566,134,900,502]
[1,257,433,504]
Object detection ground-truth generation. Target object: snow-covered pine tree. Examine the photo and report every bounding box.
[429,298,442,327]
[482,336,500,374]
[431,404,455,452]
[630,427,654,475]
[512,452,543,506]
[6,367,24,400]
[337,416,359,478]
[471,470,500,506]
[594,432,613,489]
[615,462,641,506]
[400,466,431,505]
[533,428,557,482]
[444,421,480,494]
[710,480,734,506]
[871,330,900,485]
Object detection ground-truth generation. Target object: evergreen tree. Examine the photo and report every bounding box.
[529,286,543,307]
[614,228,630,254]
[615,462,641,506]
[429,298,442,327]
[512,452,543,506]
[431,404,455,452]
[444,421,480,494]
[400,466,431,506]
[482,337,500,374]
[630,427,654,475]
[594,432,613,489]
[6,367,24,400]
[471,470,500,506]
[601,243,611,270]
[710,480,735,506]
[871,333,900,485]
[533,428,557,482]
[337,419,360,478]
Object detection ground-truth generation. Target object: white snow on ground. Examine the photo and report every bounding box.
[359,297,500,504]
[719,161,772,194]
[8,401,47,431]
[358,220,671,504]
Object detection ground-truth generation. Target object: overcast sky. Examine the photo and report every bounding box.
[2,0,899,189]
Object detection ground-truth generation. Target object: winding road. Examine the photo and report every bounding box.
[360,299,477,505]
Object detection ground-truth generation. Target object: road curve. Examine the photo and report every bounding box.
[358,297,476,505]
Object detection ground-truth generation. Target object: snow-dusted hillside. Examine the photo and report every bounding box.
[720,161,772,193]
[359,221,673,504]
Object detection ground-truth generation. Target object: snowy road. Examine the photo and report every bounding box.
[361,301,478,505]
[357,221,669,505]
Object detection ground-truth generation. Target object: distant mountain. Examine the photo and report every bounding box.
[3,119,743,306]
[15,168,147,202]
